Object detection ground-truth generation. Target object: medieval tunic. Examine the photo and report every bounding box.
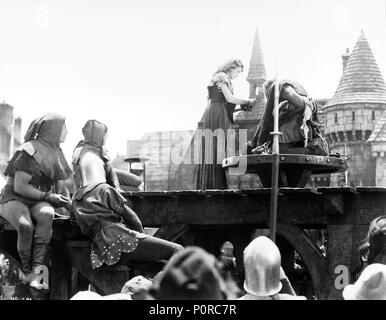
[0,149,54,206]
[72,182,149,269]
[252,79,317,152]
[0,114,72,207]
[196,72,236,190]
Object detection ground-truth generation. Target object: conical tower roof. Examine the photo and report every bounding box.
[325,31,386,107]
[246,28,266,84]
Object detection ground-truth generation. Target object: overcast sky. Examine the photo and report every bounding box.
[0,0,386,160]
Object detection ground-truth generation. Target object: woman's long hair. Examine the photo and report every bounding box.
[263,79,274,100]
[214,59,244,76]
[357,216,386,271]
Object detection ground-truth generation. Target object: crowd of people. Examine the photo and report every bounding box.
[70,236,307,300]
[70,220,386,300]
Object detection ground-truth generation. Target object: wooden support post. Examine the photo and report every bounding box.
[49,240,71,300]
[277,223,328,299]
[66,241,131,295]
[325,225,354,300]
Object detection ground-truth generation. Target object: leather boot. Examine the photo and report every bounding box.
[31,240,50,267]
[29,239,50,291]
[18,249,33,283]
[19,249,32,274]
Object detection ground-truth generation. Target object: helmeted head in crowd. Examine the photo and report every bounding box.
[243,236,282,297]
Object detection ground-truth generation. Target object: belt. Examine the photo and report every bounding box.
[209,99,226,103]
[5,180,51,192]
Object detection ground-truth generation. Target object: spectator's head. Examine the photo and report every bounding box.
[219,241,236,271]
[243,236,282,297]
[121,276,152,300]
[359,216,386,266]
[150,246,226,300]
[343,263,386,300]
[220,241,234,258]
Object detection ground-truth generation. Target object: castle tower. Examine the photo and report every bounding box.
[245,27,267,121]
[0,102,14,174]
[13,116,22,150]
[229,28,267,188]
[323,31,386,186]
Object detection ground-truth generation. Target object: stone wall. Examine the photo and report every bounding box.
[127,130,195,191]
[323,102,385,186]
[323,103,383,143]
[329,142,375,186]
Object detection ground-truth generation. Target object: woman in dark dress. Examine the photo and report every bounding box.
[0,113,72,291]
[196,59,255,190]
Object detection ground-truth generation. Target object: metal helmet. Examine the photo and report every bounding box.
[243,236,282,297]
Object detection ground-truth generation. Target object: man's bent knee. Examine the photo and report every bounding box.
[32,204,55,224]
[17,221,34,237]
[2,201,30,225]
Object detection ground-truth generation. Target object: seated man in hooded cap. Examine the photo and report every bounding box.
[249,79,328,156]
[71,120,183,276]
[0,113,72,292]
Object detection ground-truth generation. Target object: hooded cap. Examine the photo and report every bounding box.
[17,113,71,181]
[343,263,386,300]
[82,120,108,148]
[24,113,66,148]
[73,120,109,165]
[151,246,226,300]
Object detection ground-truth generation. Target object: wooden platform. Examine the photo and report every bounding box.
[223,154,348,187]
[0,186,382,299]
[124,186,380,299]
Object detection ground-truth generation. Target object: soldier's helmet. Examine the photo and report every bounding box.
[243,236,282,297]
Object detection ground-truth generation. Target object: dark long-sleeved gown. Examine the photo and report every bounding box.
[196,72,236,190]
